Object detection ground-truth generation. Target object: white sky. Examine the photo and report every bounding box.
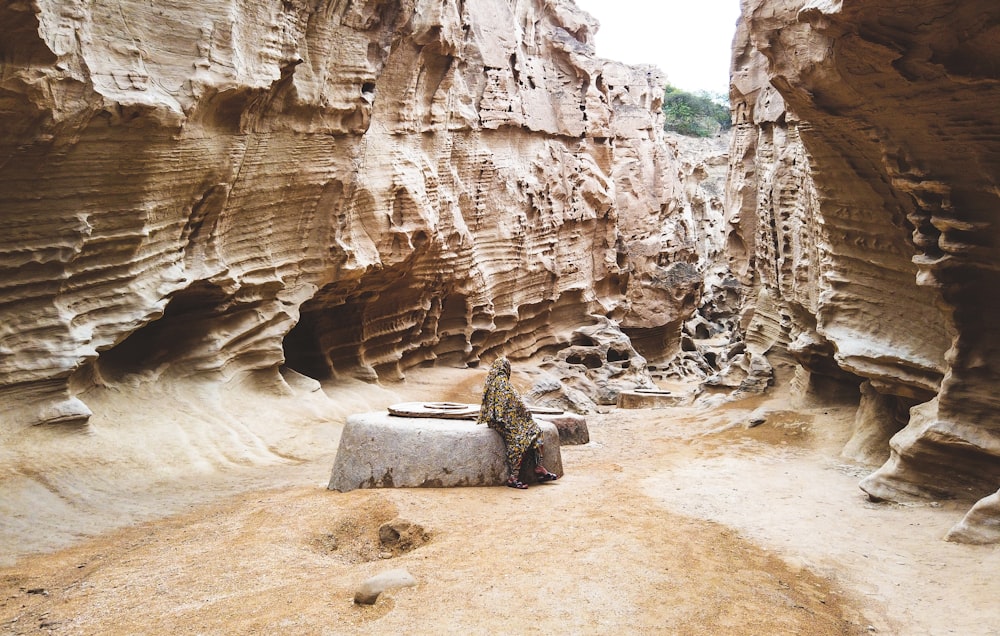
[571,0,742,96]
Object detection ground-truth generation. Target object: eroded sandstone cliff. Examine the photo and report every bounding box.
[730,0,1000,541]
[0,0,715,428]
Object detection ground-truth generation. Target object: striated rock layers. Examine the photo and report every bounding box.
[730,0,1000,538]
[0,0,707,429]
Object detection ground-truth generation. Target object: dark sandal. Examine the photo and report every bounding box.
[506,477,528,489]
[535,470,559,482]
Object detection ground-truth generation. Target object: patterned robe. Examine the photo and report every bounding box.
[477,357,542,475]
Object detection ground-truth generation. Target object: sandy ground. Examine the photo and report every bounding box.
[1,366,998,635]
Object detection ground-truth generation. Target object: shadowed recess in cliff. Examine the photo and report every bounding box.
[81,280,233,384]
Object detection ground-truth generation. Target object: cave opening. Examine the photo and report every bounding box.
[433,293,473,365]
[83,280,230,384]
[283,293,369,382]
[607,347,630,365]
[571,334,598,347]
[282,256,457,382]
[566,351,604,369]
[703,350,718,368]
[622,321,683,365]
[282,310,333,381]
[693,322,712,339]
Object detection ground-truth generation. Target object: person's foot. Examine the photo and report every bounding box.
[506,476,528,489]
[534,466,559,482]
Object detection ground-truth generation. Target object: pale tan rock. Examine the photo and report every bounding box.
[841,381,911,466]
[0,0,709,430]
[533,412,589,445]
[386,402,480,419]
[534,316,655,408]
[328,412,562,492]
[945,490,1000,545]
[730,0,1000,534]
[353,568,418,605]
[728,4,951,401]
[616,389,681,409]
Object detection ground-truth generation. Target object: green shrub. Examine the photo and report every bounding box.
[662,85,732,137]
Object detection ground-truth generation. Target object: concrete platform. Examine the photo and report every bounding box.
[535,412,590,445]
[386,402,480,419]
[616,388,681,409]
[328,412,563,492]
[383,402,589,445]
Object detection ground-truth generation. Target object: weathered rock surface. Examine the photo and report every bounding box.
[534,412,590,445]
[616,389,682,409]
[841,381,912,467]
[525,316,656,412]
[328,412,562,491]
[378,519,431,556]
[0,0,704,430]
[354,568,418,605]
[650,133,740,385]
[383,400,589,444]
[731,0,1000,537]
[945,489,1000,545]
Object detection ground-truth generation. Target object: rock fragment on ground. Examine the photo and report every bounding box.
[746,408,769,428]
[534,412,590,445]
[378,519,430,556]
[945,489,1000,545]
[353,568,417,605]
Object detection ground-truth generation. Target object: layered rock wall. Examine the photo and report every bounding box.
[0,0,705,429]
[730,0,1000,536]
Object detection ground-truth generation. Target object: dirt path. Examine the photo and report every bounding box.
[1,369,997,635]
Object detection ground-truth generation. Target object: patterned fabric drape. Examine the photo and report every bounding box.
[477,357,542,474]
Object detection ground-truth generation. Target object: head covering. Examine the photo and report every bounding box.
[477,357,515,427]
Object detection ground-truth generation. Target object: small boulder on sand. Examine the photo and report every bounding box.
[354,568,418,605]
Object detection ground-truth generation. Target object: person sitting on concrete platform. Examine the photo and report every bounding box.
[477,357,559,489]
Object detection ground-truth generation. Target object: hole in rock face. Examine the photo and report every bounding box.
[566,351,603,369]
[694,323,712,339]
[703,351,718,368]
[470,328,491,348]
[0,7,54,65]
[284,259,450,382]
[433,294,473,364]
[607,347,630,363]
[622,321,682,365]
[91,280,229,382]
[282,312,333,381]
[284,296,368,382]
[571,334,598,348]
[494,315,517,331]
[361,81,376,95]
